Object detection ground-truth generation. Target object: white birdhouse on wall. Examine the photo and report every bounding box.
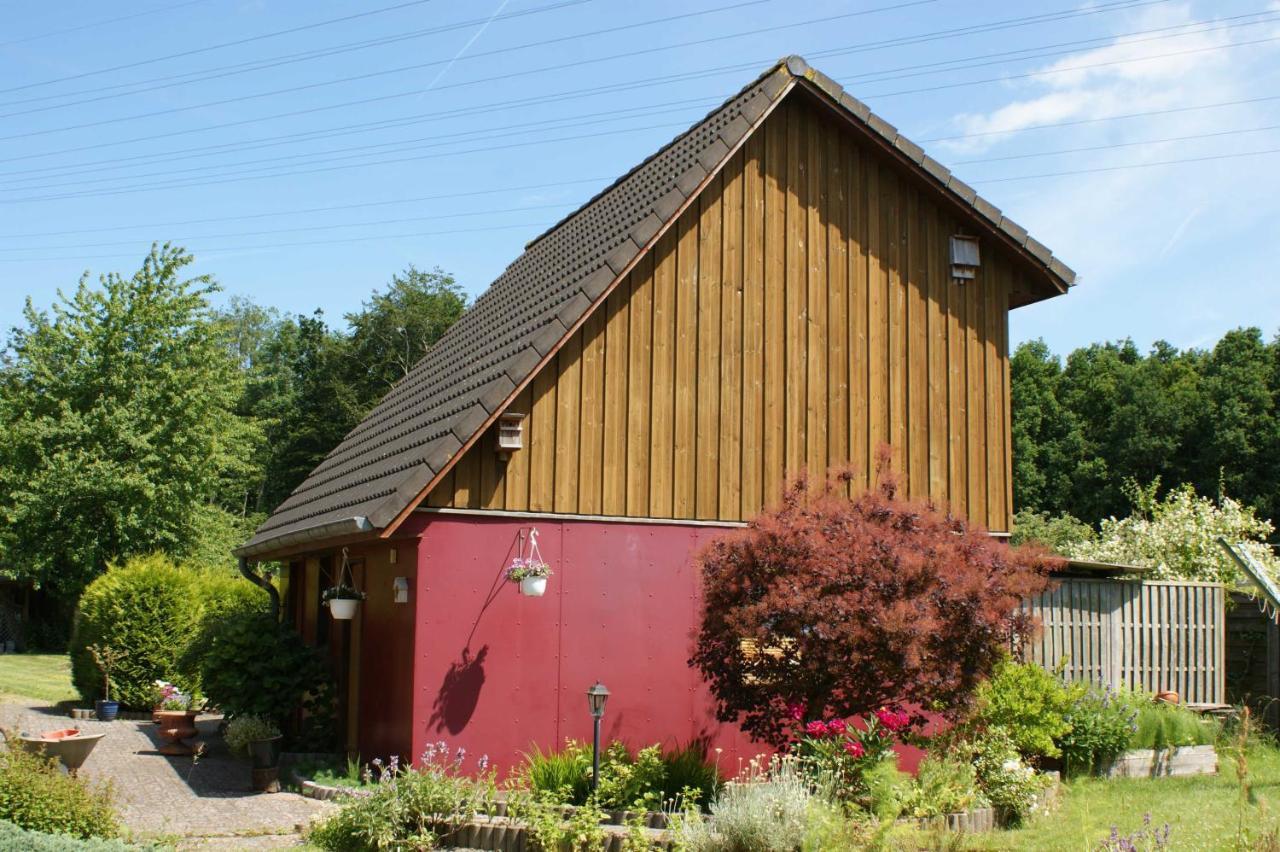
[496,412,526,459]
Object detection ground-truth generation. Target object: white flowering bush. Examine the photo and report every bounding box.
[1067,480,1280,584]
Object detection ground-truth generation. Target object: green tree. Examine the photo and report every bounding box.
[0,244,260,593]
[343,265,466,405]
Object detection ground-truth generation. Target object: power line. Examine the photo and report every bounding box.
[973,146,1280,184]
[854,34,1280,102]
[4,16,1274,201]
[0,106,714,191]
[0,119,698,202]
[0,0,597,114]
[918,94,1280,144]
[0,0,1170,165]
[0,0,939,140]
[0,0,444,94]
[951,124,1280,165]
[0,221,560,264]
[0,0,217,48]
[0,176,613,239]
[4,93,1273,239]
[3,8,1268,188]
[7,122,1276,249]
[0,97,723,182]
[0,202,579,252]
[3,145,1276,264]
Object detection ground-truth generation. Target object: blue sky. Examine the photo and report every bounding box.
[1,0,1277,354]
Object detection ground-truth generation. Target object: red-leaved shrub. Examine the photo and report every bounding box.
[691,461,1058,746]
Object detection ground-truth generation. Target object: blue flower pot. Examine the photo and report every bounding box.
[94,699,119,722]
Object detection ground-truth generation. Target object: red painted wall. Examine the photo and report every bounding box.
[403,514,763,776]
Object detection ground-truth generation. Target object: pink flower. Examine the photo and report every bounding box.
[843,740,865,758]
[804,720,829,738]
[787,702,806,722]
[875,708,911,732]
[826,718,847,734]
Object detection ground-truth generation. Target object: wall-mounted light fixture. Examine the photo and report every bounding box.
[393,577,410,604]
[496,412,527,460]
[950,235,980,284]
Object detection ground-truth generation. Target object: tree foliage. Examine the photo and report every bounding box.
[1066,479,1280,583]
[0,245,259,592]
[1011,330,1280,525]
[690,464,1057,746]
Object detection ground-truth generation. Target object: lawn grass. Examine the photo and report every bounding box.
[964,744,1280,851]
[0,653,77,705]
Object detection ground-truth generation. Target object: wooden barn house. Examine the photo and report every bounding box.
[236,56,1074,768]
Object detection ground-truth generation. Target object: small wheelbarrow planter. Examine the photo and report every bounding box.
[13,728,105,776]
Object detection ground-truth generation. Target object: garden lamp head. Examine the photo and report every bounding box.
[586,682,610,719]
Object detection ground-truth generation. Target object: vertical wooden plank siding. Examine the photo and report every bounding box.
[696,175,723,520]
[719,152,745,521]
[1021,578,1225,705]
[438,94,1021,530]
[741,132,766,518]
[626,254,654,516]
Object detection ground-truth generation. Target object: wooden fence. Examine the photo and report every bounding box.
[1020,577,1225,705]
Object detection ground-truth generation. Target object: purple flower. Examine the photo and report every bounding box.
[478,754,490,772]
[455,746,466,764]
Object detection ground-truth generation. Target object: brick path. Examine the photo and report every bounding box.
[1,698,332,848]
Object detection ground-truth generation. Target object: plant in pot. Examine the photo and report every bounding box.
[506,557,553,597]
[87,644,122,721]
[225,715,284,792]
[322,584,365,620]
[151,680,179,724]
[155,690,202,756]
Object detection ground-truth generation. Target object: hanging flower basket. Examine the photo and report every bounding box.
[323,549,365,620]
[507,529,552,597]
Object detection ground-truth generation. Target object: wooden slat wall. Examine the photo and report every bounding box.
[438,95,1024,531]
[1021,577,1226,705]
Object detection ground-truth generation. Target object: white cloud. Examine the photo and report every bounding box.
[931,2,1280,350]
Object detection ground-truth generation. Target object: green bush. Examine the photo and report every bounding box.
[193,610,334,747]
[1131,701,1218,750]
[902,754,984,818]
[0,746,118,840]
[1057,684,1141,775]
[307,753,495,851]
[0,820,139,851]
[69,554,266,708]
[965,727,1050,825]
[519,740,720,812]
[971,658,1073,760]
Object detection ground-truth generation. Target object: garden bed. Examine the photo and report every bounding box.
[1100,744,1218,779]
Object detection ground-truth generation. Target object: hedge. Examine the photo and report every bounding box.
[69,553,266,708]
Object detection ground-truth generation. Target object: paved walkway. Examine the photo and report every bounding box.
[1,698,332,848]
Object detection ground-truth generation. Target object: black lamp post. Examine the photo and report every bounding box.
[586,681,610,793]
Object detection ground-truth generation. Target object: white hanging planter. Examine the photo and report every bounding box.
[328,598,359,620]
[520,576,548,597]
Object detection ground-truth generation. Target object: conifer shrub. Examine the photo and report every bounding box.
[69,554,266,708]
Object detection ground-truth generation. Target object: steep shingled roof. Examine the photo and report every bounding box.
[237,55,1073,558]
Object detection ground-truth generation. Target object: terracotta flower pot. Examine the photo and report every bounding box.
[156,710,199,756]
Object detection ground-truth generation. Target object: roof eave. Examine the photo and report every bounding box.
[234,515,376,561]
